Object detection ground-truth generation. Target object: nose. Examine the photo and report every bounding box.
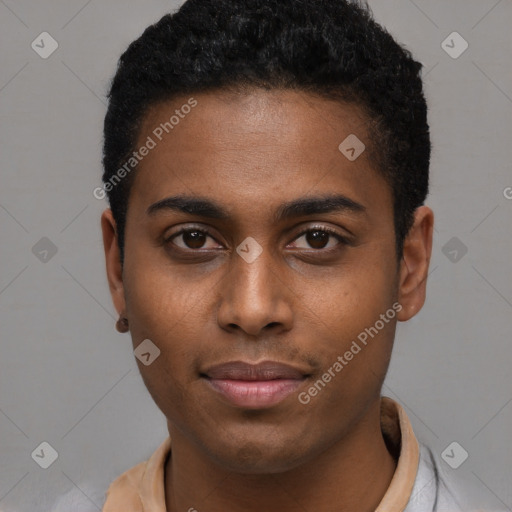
[216,242,294,337]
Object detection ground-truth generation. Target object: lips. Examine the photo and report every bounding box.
[204,360,306,380]
[201,360,309,409]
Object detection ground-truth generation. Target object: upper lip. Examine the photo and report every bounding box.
[202,360,308,380]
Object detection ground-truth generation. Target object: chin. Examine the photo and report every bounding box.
[206,438,310,475]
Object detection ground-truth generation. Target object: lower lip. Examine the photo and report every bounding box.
[204,378,305,409]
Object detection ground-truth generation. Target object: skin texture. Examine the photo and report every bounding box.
[101,89,434,512]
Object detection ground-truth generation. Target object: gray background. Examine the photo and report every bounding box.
[0,0,511,510]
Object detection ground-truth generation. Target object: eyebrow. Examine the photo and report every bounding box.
[146,193,366,222]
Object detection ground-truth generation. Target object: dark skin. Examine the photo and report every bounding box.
[101,89,433,512]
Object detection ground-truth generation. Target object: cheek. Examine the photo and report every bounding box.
[311,249,397,342]
[302,247,398,394]
[125,283,201,429]
[299,282,397,436]
[310,291,397,394]
[121,258,204,407]
[123,246,204,339]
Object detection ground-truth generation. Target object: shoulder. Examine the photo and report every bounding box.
[406,443,507,512]
[45,461,147,512]
[102,435,172,511]
[102,460,147,511]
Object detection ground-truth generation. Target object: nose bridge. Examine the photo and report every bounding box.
[217,237,290,335]
[232,238,277,308]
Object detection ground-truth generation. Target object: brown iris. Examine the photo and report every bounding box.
[306,230,329,249]
[183,230,208,249]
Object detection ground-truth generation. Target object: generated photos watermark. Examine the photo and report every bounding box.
[93,97,198,200]
[298,302,402,405]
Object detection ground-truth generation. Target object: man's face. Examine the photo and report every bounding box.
[109,89,402,473]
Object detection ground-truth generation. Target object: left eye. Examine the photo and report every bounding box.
[166,228,220,250]
[290,228,345,250]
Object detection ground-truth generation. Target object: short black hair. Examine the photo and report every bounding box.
[102,0,430,264]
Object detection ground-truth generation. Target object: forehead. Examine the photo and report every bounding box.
[129,88,390,220]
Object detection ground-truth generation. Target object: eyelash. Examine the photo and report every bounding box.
[291,225,349,251]
[164,225,349,253]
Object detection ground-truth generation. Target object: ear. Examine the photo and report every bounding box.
[396,206,434,321]
[101,209,126,317]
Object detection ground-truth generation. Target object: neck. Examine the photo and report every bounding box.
[164,398,396,512]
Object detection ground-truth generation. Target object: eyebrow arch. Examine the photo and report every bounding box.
[146,193,366,221]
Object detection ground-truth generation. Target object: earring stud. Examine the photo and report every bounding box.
[115,316,129,333]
